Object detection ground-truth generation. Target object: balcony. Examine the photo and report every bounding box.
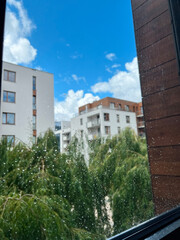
[136,110,144,118]
[138,121,145,128]
[87,119,100,128]
[63,135,70,141]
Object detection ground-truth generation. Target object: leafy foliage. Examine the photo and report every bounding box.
[0,128,154,239]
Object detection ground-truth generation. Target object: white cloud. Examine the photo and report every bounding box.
[71,74,86,82]
[3,0,37,64]
[92,57,141,102]
[111,64,121,69]
[55,90,100,121]
[105,53,116,61]
[70,52,83,59]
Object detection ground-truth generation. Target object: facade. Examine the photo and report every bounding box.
[79,97,145,137]
[56,97,143,155]
[55,121,71,153]
[0,61,54,145]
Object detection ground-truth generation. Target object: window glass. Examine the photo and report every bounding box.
[8,92,15,102]
[3,91,7,102]
[117,114,120,122]
[126,115,130,123]
[4,70,8,81]
[9,71,15,82]
[7,113,15,124]
[104,113,109,121]
[33,96,36,109]
[33,116,36,130]
[33,76,36,90]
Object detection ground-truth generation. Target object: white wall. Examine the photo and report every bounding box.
[1,62,54,145]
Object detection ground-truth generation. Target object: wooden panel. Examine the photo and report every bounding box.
[152,176,180,214]
[133,0,169,30]
[138,35,176,73]
[131,0,147,11]
[141,59,180,97]
[143,86,180,121]
[146,116,180,147]
[135,10,172,51]
[149,146,180,163]
[149,160,180,176]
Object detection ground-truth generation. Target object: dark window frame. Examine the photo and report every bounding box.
[3,90,16,103]
[4,70,16,82]
[2,112,15,125]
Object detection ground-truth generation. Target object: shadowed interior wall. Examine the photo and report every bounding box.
[131,0,180,214]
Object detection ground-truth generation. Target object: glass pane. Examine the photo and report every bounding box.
[8,92,15,103]
[7,113,15,124]
[9,72,15,82]
[2,113,6,123]
[7,135,14,144]
[33,77,36,90]
[3,91,7,102]
[4,70,8,80]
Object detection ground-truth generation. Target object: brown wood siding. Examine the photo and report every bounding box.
[131,0,180,215]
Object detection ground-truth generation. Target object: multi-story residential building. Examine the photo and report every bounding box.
[79,97,145,137]
[0,61,54,145]
[55,121,71,153]
[56,97,144,155]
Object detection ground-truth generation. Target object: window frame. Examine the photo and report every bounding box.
[2,135,15,146]
[2,112,15,125]
[4,70,16,82]
[104,113,110,121]
[126,115,130,124]
[3,90,16,103]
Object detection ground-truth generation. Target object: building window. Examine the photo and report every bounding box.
[126,116,130,123]
[4,70,16,82]
[33,76,36,90]
[125,105,129,111]
[80,118,83,125]
[2,135,15,146]
[3,91,15,103]
[32,136,36,144]
[104,113,109,121]
[133,106,135,112]
[117,114,120,123]
[33,116,36,130]
[105,126,110,135]
[33,96,36,110]
[118,127,121,134]
[81,130,83,138]
[141,106,143,114]
[2,113,15,125]
[119,104,122,110]
[110,102,115,109]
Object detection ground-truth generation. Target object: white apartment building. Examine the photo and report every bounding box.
[55,121,71,153]
[0,61,54,145]
[56,103,137,156]
[71,106,137,141]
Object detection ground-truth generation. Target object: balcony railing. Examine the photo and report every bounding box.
[138,121,145,128]
[87,119,100,128]
[75,106,134,117]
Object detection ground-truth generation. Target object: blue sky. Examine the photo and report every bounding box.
[4,0,141,120]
